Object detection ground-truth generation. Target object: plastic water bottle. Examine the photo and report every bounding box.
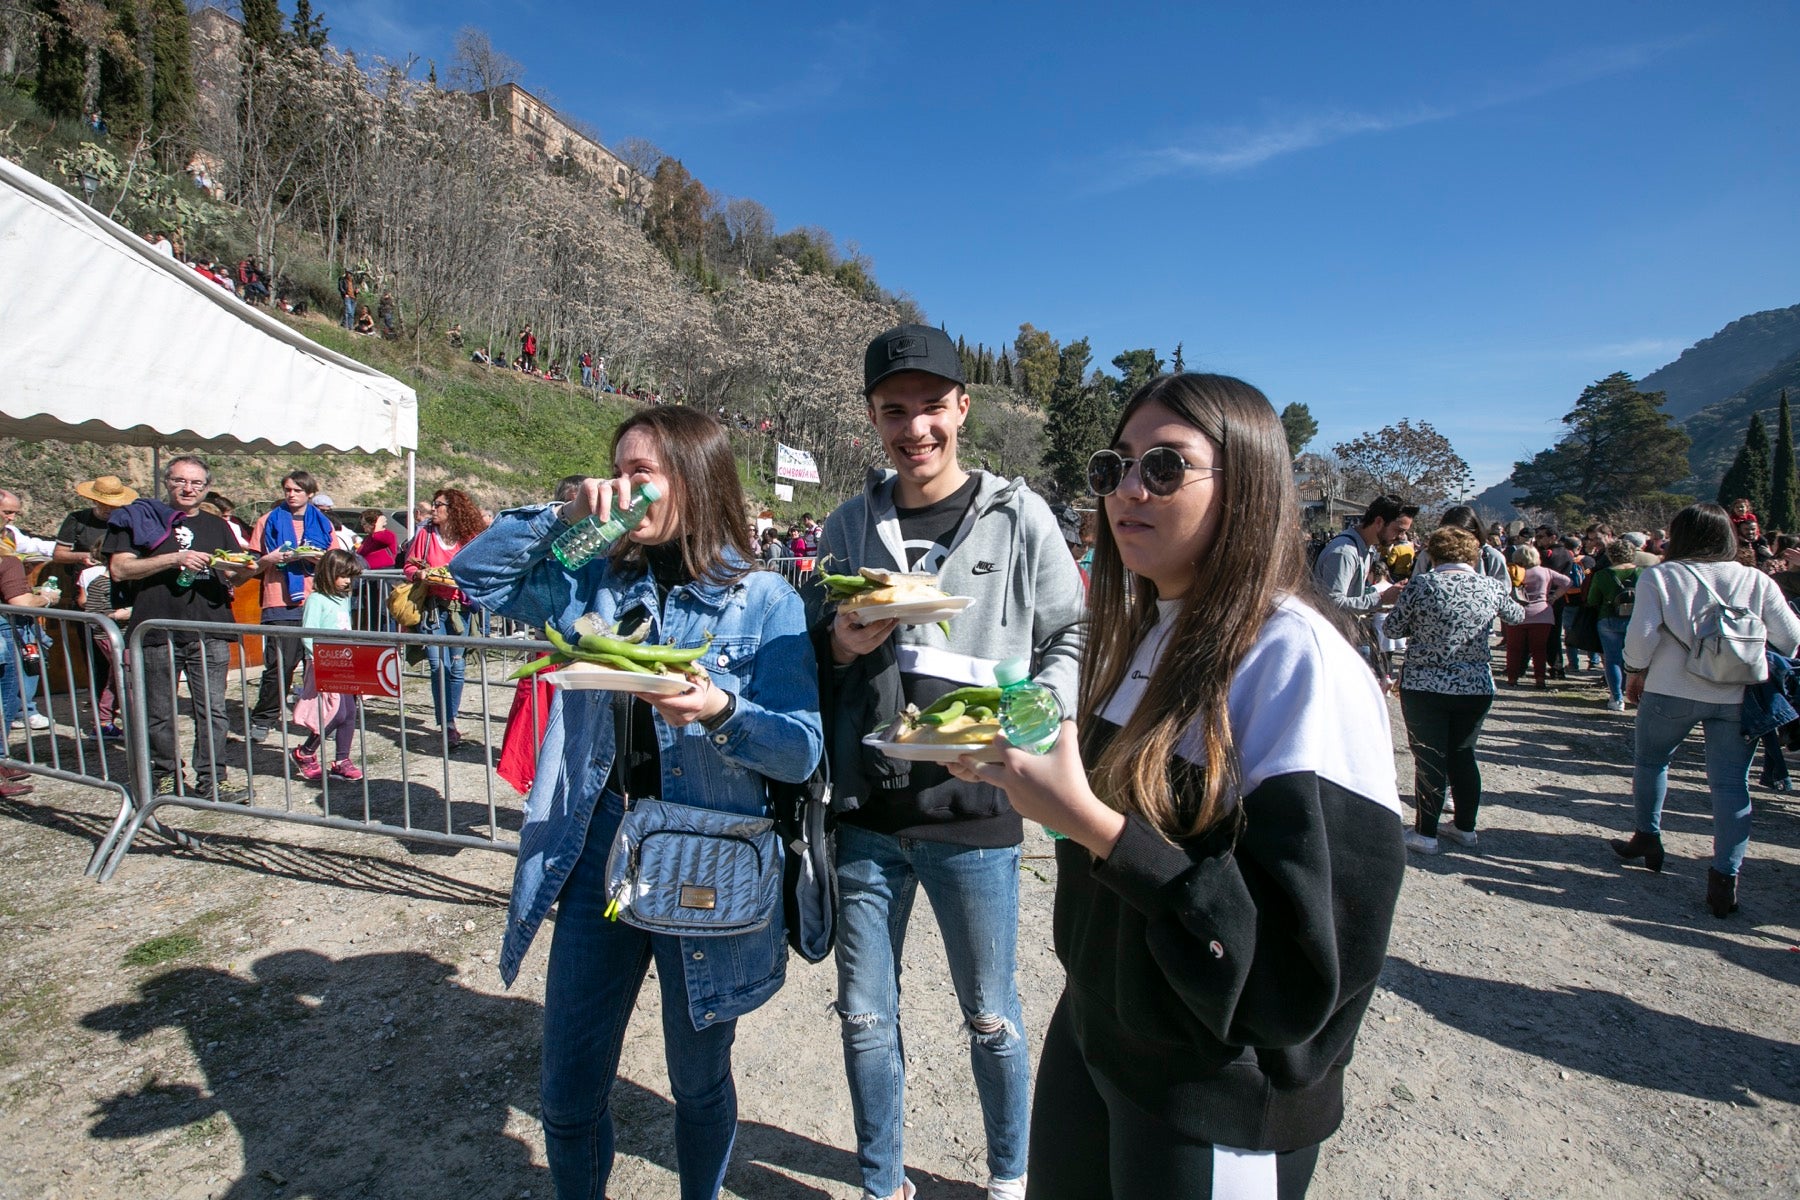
[551,482,663,570]
[995,657,1067,840]
[174,563,195,589]
[996,657,1061,753]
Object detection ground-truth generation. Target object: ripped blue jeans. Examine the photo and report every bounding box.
[834,823,1029,1196]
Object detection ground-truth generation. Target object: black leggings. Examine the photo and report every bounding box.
[1399,689,1493,836]
[1027,995,1321,1199]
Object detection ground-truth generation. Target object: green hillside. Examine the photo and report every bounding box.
[1642,304,1800,420]
[1679,348,1800,495]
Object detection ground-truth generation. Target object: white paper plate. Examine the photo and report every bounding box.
[862,731,1005,764]
[544,662,697,696]
[847,596,977,626]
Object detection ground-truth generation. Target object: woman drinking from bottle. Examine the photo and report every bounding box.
[451,407,822,1200]
[952,374,1405,1199]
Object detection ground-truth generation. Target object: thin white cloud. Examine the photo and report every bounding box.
[1571,337,1688,361]
[673,16,880,125]
[1104,33,1698,187]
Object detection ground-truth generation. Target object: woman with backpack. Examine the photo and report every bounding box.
[1609,502,1800,917]
[1585,539,1640,712]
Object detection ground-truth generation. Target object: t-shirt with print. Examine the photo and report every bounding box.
[101,512,241,640]
[840,473,992,845]
[892,474,978,575]
[55,509,112,556]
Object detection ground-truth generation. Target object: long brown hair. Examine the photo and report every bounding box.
[432,488,487,545]
[610,406,755,585]
[1080,373,1327,842]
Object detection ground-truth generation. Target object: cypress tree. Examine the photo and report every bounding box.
[33,0,87,118]
[1770,391,1798,534]
[240,0,284,49]
[99,0,148,138]
[998,351,1012,389]
[1718,412,1772,520]
[149,0,195,135]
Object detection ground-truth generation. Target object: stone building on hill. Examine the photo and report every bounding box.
[472,83,648,205]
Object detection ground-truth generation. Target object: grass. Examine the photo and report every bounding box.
[122,932,204,968]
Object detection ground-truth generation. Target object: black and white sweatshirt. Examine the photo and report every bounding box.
[1055,595,1405,1151]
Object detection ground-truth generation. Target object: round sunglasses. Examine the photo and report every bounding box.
[1087,447,1221,497]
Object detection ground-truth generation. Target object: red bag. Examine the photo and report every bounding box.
[497,677,555,795]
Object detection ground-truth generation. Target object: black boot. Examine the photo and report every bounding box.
[1610,831,1665,873]
[1706,868,1739,917]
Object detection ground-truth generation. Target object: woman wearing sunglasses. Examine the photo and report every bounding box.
[952,374,1405,1199]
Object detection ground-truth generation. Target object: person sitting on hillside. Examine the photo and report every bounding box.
[354,304,376,335]
[377,293,398,339]
[447,323,464,349]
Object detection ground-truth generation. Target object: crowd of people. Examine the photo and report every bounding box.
[4,321,1790,1199]
[1311,492,1798,921]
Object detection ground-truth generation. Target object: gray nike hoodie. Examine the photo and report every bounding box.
[811,467,1086,846]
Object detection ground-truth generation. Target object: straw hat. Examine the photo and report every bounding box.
[74,475,139,506]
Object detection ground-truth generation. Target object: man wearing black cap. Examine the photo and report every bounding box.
[813,323,1085,1200]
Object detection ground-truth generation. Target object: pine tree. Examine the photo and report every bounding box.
[1172,341,1186,374]
[149,0,195,136]
[1718,412,1772,520]
[998,351,1013,389]
[33,0,87,118]
[1769,391,1798,534]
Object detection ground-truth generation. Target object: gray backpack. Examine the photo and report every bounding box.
[1675,564,1767,685]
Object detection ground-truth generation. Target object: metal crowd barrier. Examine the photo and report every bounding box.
[354,568,540,642]
[761,556,816,590]
[97,617,555,881]
[0,602,191,875]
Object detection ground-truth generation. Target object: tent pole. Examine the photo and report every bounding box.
[151,446,159,491]
[406,450,416,532]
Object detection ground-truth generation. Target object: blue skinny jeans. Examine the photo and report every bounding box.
[540,801,740,1200]
[1632,691,1755,876]
[834,823,1030,1197]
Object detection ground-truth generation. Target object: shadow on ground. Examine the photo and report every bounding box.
[81,949,917,1199]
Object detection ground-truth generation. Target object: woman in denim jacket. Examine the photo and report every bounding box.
[452,407,823,1200]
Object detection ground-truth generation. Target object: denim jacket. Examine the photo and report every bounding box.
[451,504,823,1029]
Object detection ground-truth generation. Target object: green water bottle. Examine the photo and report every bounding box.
[995,657,1068,840]
[995,657,1061,753]
[551,482,662,570]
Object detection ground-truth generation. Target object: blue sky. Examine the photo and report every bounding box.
[322,0,1799,491]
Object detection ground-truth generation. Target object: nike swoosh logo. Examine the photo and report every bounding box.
[971,562,999,575]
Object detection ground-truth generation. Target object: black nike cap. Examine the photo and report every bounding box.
[863,324,966,396]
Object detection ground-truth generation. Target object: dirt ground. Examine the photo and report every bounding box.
[1,670,1796,1199]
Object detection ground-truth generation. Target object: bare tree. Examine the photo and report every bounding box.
[449,26,520,118]
[612,135,666,178]
[722,196,774,275]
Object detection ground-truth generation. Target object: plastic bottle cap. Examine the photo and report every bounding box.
[637,481,663,503]
[994,657,1030,687]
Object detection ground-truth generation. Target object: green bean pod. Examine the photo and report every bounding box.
[918,700,965,726]
[580,632,714,664]
[591,653,653,674]
[508,654,560,681]
[921,686,1002,716]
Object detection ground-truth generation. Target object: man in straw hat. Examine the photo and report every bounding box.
[55,475,139,569]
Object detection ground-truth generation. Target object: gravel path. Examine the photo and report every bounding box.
[0,669,1795,1199]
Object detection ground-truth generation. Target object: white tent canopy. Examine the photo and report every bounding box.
[0,155,417,466]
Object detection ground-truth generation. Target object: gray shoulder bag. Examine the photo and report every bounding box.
[602,698,782,936]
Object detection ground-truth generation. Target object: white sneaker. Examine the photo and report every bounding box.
[12,714,50,731]
[865,1180,916,1200]
[1606,697,1626,712]
[1403,829,1439,855]
[989,1176,1028,1200]
[1438,826,1479,848]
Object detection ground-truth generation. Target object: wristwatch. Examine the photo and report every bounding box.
[700,690,737,732]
